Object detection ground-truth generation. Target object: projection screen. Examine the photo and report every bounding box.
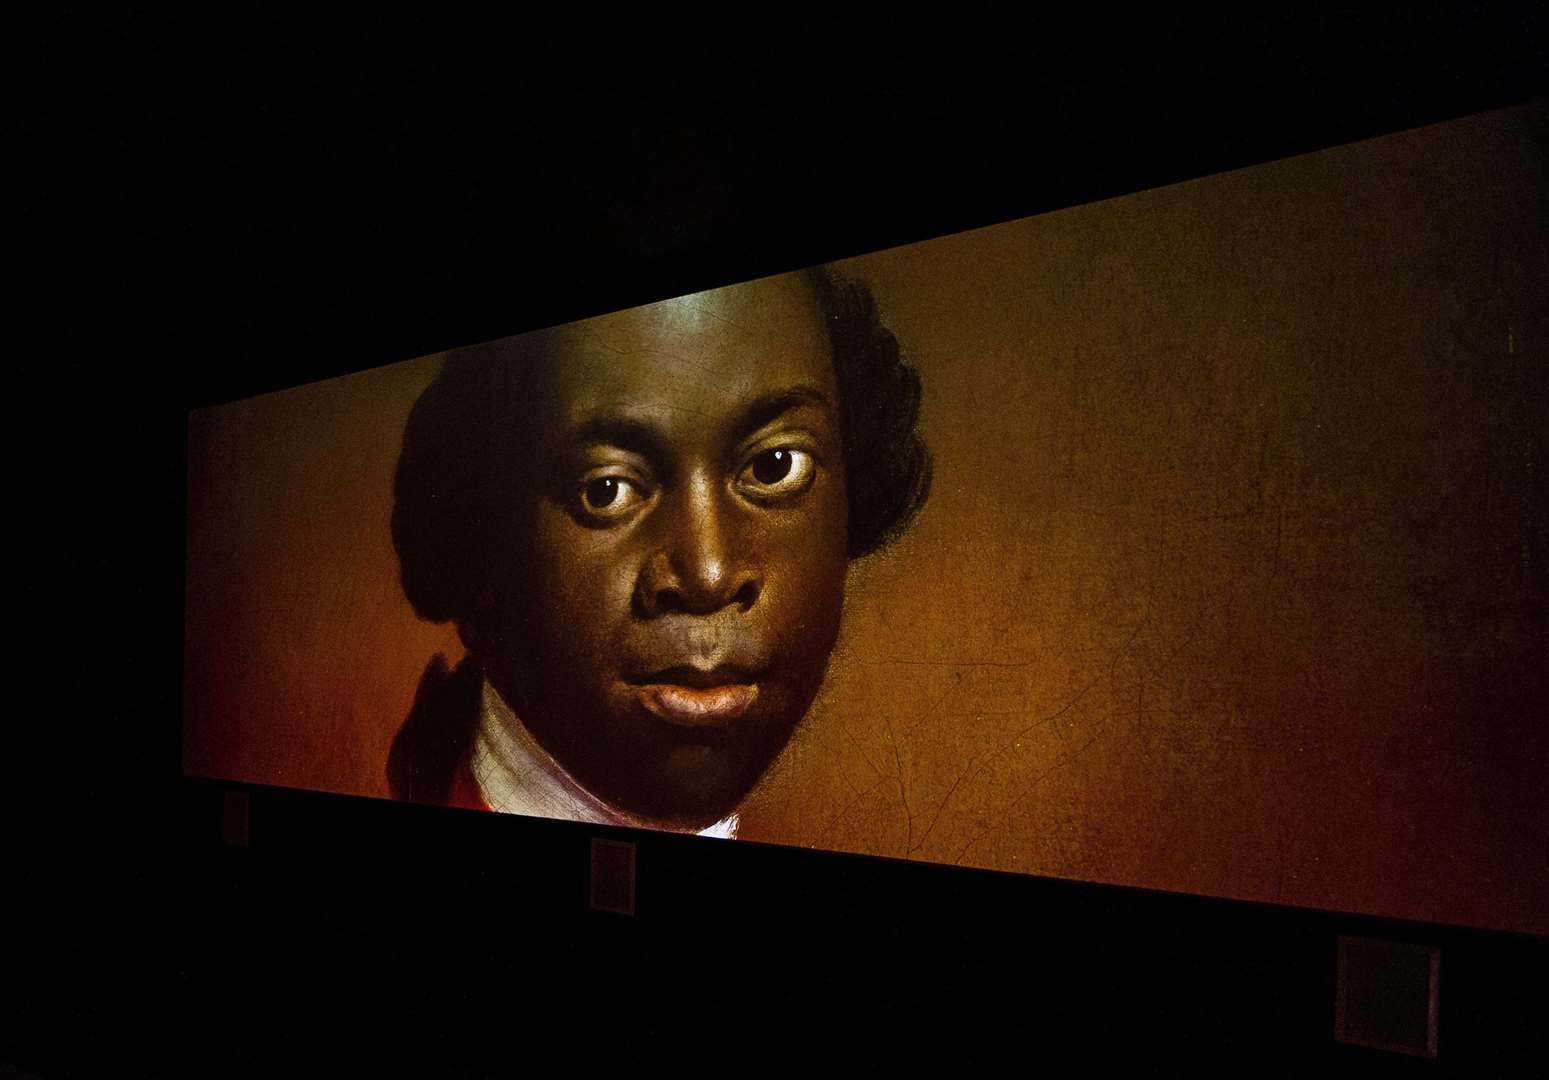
[185,102,1548,936]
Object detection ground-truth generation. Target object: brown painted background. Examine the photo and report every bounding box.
[185,103,1547,935]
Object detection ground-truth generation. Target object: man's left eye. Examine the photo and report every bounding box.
[736,448,816,499]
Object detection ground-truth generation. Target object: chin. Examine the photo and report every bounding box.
[624,741,765,827]
[585,682,803,825]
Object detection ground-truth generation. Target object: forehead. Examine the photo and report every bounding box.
[541,274,834,419]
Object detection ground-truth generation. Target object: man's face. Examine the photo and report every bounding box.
[478,275,849,828]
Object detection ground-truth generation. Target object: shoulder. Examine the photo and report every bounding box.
[386,653,483,805]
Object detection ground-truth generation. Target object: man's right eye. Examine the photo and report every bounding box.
[577,474,648,520]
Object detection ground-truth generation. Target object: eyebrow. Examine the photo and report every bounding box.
[732,384,836,441]
[564,384,836,457]
[564,414,675,460]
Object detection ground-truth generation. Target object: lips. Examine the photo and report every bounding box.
[629,665,761,727]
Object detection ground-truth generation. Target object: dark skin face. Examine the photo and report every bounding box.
[475,275,850,829]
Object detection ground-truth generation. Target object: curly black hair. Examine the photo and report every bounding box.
[392,267,931,631]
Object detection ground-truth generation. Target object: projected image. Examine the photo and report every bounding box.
[385,270,929,834]
[186,102,1547,936]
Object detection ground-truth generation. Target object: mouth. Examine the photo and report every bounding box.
[628,666,761,728]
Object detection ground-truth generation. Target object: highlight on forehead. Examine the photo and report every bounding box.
[547,272,827,368]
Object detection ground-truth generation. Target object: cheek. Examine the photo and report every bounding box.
[764,491,850,650]
[523,513,640,658]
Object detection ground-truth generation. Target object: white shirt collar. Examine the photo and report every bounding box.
[469,678,738,839]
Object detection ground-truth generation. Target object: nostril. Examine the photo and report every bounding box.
[732,579,760,611]
[652,585,686,616]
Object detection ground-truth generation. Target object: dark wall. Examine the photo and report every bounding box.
[12,8,1548,1075]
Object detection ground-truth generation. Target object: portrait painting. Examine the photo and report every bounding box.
[384,267,928,835]
[184,102,1547,936]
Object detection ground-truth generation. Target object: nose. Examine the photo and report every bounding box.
[635,473,762,617]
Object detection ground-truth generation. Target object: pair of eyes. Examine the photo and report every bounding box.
[576,447,817,521]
